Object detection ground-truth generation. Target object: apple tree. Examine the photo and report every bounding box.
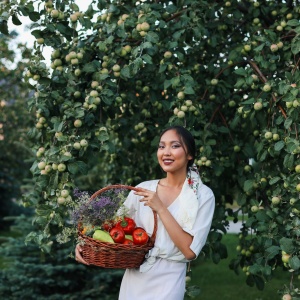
[0,30,35,227]
[1,0,300,298]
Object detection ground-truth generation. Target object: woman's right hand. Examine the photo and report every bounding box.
[75,244,89,265]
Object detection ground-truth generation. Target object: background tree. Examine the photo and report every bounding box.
[1,1,300,299]
[0,31,34,229]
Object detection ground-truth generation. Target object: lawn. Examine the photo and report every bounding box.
[187,234,290,300]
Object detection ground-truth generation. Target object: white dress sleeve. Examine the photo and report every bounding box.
[183,184,215,259]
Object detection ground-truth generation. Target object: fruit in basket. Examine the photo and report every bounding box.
[125,234,133,241]
[110,227,126,243]
[93,229,115,243]
[123,239,134,245]
[116,216,136,234]
[132,227,149,245]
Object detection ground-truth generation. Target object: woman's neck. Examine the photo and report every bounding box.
[160,172,187,188]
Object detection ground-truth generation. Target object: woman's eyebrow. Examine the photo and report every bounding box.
[159,140,181,144]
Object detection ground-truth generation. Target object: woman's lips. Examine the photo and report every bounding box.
[163,159,174,165]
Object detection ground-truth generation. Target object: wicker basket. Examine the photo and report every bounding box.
[77,184,158,269]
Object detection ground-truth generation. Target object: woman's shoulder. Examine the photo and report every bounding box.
[198,182,215,201]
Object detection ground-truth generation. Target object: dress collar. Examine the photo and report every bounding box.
[176,165,202,230]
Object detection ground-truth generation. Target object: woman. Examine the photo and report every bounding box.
[75,125,215,300]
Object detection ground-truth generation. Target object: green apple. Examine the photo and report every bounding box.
[271,196,281,205]
[177,91,185,100]
[140,22,150,31]
[71,58,79,65]
[112,64,121,72]
[74,69,81,76]
[264,131,273,139]
[73,142,81,150]
[211,79,218,85]
[36,38,44,45]
[74,119,82,128]
[254,102,263,110]
[272,133,280,141]
[253,130,259,137]
[177,111,185,118]
[57,163,66,172]
[244,165,251,172]
[57,197,66,205]
[282,294,292,300]
[60,189,69,198]
[244,44,251,52]
[270,44,278,52]
[51,9,59,18]
[80,139,88,147]
[185,100,193,107]
[253,18,260,25]
[233,145,241,152]
[204,160,211,167]
[90,90,98,97]
[282,253,290,263]
[262,84,271,92]
[70,13,78,22]
[91,81,99,88]
[38,162,46,170]
[228,100,236,107]
[33,74,40,81]
[164,51,172,59]
[45,165,52,173]
[277,41,284,49]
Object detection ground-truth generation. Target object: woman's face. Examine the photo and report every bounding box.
[157,129,192,174]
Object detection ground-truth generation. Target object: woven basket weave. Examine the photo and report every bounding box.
[78,184,158,269]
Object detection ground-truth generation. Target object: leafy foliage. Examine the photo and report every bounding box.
[0,215,122,299]
[1,0,300,298]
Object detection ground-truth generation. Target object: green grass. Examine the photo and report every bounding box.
[188,234,290,300]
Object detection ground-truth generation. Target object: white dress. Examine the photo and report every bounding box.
[118,178,215,300]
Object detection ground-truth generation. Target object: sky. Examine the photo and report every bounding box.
[10,1,92,65]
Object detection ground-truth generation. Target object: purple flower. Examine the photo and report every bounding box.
[70,187,128,228]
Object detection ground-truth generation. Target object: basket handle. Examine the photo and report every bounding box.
[90,184,158,245]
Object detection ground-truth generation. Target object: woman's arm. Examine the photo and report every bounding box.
[134,188,197,260]
[156,206,196,260]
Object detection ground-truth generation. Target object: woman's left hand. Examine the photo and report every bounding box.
[134,188,165,213]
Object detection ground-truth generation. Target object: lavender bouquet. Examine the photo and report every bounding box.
[56,187,129,244]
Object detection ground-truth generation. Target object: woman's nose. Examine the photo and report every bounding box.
[163,146,171,155]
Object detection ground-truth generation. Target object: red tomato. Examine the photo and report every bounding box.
[123,239,134,245]
[116,217,136,234]
[109,227,125,243]
[102,220,115,232]
[132,227,149,245]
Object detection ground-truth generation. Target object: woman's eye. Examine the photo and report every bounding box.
[172,144,181,148]
[158,145,164,149]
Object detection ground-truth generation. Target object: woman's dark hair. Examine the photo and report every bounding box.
[159,126,196,170]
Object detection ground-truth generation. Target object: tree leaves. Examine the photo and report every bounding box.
[2,1,300,296]
[67,161,88,175]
